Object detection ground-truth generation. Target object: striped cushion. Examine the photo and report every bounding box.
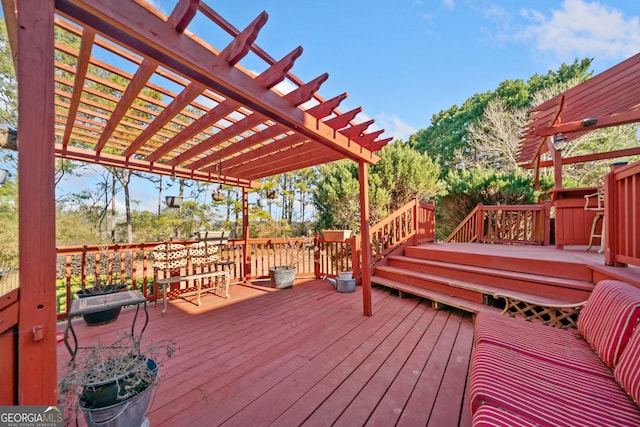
[615,326,640,407]
[472,405,539,427]
[474,311,611,378]
[469,344,640,426]
[577,280,640,369]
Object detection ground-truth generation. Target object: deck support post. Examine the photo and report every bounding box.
[242,188,250,280]
[16,0,57,404]
[358,160,372,316]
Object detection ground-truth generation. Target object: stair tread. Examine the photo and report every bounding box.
[404,245,593,282]
[371,275,500,314]
[387,255,594,291]
[375,265,589,305]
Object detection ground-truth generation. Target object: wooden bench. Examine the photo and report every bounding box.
[152,241,231,315]
[156,270,229,314]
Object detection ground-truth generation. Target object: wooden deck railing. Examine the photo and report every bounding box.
[56,201,437,319]
[446,203,551,245]
[56,237,315,319]
[369,199,435,265]
[605,161,640,267]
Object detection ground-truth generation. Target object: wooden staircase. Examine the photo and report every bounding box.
[371,243,595,314]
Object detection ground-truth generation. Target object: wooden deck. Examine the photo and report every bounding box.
[57,279,474,426]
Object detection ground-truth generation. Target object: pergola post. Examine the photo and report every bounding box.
[242,188,250,281]
[358,161,372,316]
[17,0,57,404]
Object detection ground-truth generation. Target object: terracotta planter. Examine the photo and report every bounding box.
[323,230,352,242]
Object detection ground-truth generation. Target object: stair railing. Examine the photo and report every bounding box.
[446,203,551,245]
[369,198,435,265]
[446,205,481,243]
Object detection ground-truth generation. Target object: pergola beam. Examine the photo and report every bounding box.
[56,144,257,187]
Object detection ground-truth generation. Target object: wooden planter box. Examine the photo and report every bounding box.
[323,230,352,242]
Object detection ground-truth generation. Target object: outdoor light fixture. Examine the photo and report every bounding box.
[0,168,7,185]
[552,134,567,151]
[582,117,598,127]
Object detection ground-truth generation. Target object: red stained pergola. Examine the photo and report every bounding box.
[517,51,640,187]
[2,0,392,405]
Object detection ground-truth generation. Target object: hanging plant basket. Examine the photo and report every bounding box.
[266,190,279,199]
[165,196,183,208]
[212,191,225,202]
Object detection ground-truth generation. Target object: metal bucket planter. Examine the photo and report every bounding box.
[80,358,158,427]
[269,266,296,289]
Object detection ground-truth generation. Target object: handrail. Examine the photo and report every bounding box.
[369,199,435,265]
[446,203,550,245]
[605,160,640,267]
[446,205,481,243]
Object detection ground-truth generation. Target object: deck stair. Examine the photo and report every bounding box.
[371,244,595,314]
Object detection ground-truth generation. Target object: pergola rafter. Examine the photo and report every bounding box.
[46,0,387,189]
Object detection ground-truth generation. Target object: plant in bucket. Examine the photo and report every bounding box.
[269,238,310,289]
[59,334,176,427]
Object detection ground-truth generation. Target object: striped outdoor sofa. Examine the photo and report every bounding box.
[469,279,640,427]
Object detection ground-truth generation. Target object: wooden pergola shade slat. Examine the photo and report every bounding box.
[45,0,391,188]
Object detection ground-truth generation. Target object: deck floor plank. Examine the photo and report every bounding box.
[396,310,466,427]
[300,302,430,426]
[57,280,474,427]
[364,309,451,426]
[265,293,421,427]
[427,312,475,427]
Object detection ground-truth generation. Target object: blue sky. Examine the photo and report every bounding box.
[58,0,640,213]
[150,0,640,142]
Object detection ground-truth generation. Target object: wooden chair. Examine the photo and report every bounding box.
[584,186,605,252]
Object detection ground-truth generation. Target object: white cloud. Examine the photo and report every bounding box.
[521,0,640,62]
[442,0,455,10]
[376,113,417,142]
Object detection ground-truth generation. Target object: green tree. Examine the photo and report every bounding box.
[0,19,16,129]
[313,143,442,233]
[410,59,594,174]
[372,142,442,210]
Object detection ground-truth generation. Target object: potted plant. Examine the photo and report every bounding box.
[322,229,352,242]
[269,239,307,289]
[59,335,175,427]
[75,281,129,326]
